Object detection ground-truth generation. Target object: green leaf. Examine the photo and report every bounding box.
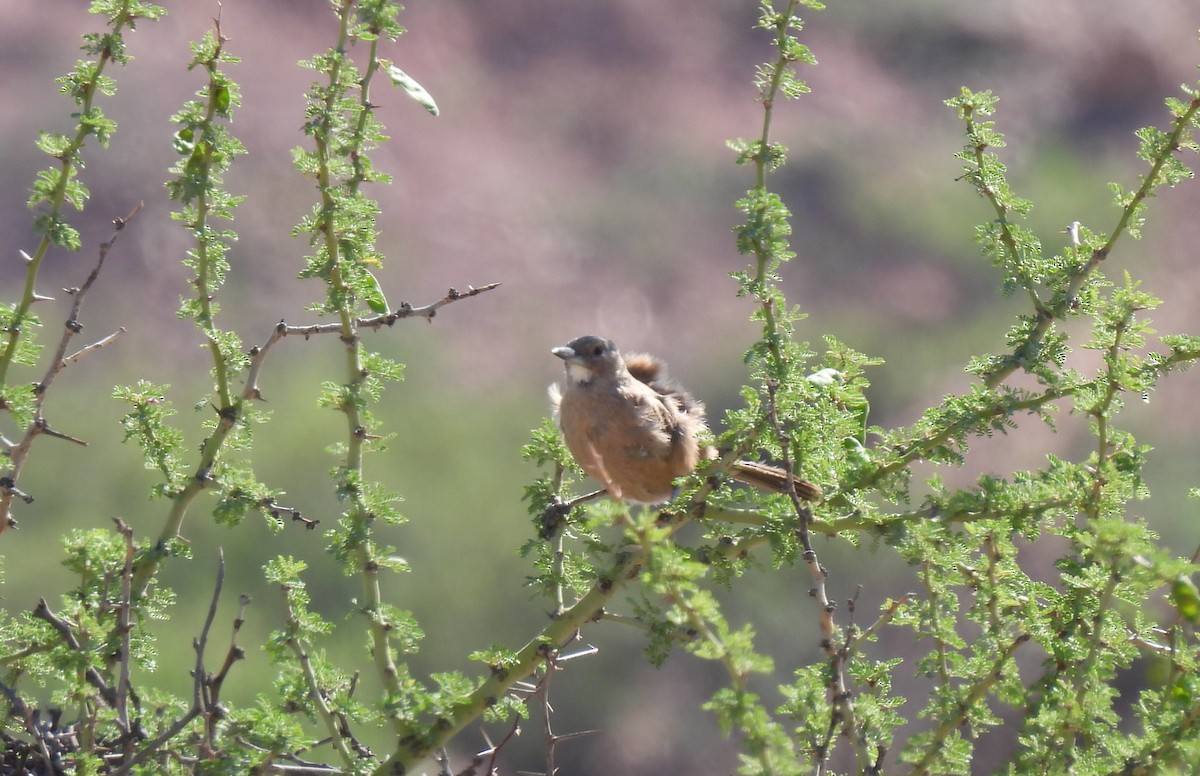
[382,61,439,116]
[1171,574,1200,624]
[362,268,390,314]
[213,84,231,113]
[173,126,195,155]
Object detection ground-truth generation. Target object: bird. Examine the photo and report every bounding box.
[549,335,822,504]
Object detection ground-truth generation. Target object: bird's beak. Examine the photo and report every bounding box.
[551,345,581,363]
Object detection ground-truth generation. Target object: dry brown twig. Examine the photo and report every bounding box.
[243,283,500,402]
[112,551,248,775]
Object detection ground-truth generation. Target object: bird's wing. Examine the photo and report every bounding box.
[625,353,707,422]
[628,384,709,467]
[612,384,677,457]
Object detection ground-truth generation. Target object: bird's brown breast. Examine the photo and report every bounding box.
[557,377,702,503]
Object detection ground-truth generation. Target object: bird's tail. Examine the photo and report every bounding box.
[729,460,823,502]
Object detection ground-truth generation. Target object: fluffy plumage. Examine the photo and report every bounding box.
[550,335,822,503]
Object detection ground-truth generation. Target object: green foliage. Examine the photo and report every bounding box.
[515,3,1200,775]
[2,0,1200,774]
[114,380,188,494]
[0,0,164,408]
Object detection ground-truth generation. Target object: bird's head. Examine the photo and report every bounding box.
[551,335,623,385]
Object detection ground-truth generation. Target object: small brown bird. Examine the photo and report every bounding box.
[550,335,822,504]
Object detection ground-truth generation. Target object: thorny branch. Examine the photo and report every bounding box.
[243,283,500,402]
[113,551,248,775]
[761,375,873,774]
[128,281,500,595]
[32,599,120,711]
[1,204,143,533]
[0,678,58,772]
[447,645,598,776]
[196,549,226,751]
[530,647,599,776]
[114,518,136,739]
[63,327,127,367]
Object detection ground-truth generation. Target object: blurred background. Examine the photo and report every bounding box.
[3,0,1200,772]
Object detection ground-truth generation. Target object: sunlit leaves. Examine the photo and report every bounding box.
[382,61,439,116]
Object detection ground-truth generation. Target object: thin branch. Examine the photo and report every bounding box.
[0,679,58,774]
[63,327,127,367]
[975,93,1200,390]
[534,652,598,776]
[208,592,251,702]
[760,369,874,773]
[243,283,499,402]
[112,553,246,775]
[32,599,118,709]
[1,204,141,533]
[127,284,501,591]
[475,716,522,776]
[452,702,549,776]
[38,202,143,398]
[379,542,650,772]
[111,709,201,776]
[260,497,319,530]
[909,633,1031,776]
[196,549,226,753]
[0,477,35,506]
[388,283,503,320]
[845,593,915,656]
[281,595,359,770]
[113,518,136,738]
[35,419,89,447]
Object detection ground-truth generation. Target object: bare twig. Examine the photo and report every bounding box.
[32,599,118,709]
[474,717,523,776]
[539,653,597,776]
[63,327,127,367]
[0,477,35,506]
[243,283,500,402]
[40,203,142,396]
[0,679,58,774]
[111,709,200,776]
[35,420,88,447]
[1,204,142,533]
[196,549,225,752]
[514,648,600,776]
[113,554,245,776]
[386,283,503,322]
[113,518,136,738]
[209,592,251,701]
[260,497,318,530]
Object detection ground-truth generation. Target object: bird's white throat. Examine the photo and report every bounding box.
[565,362,593,384]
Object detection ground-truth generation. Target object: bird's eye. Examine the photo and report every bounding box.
[592,344,605,357]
